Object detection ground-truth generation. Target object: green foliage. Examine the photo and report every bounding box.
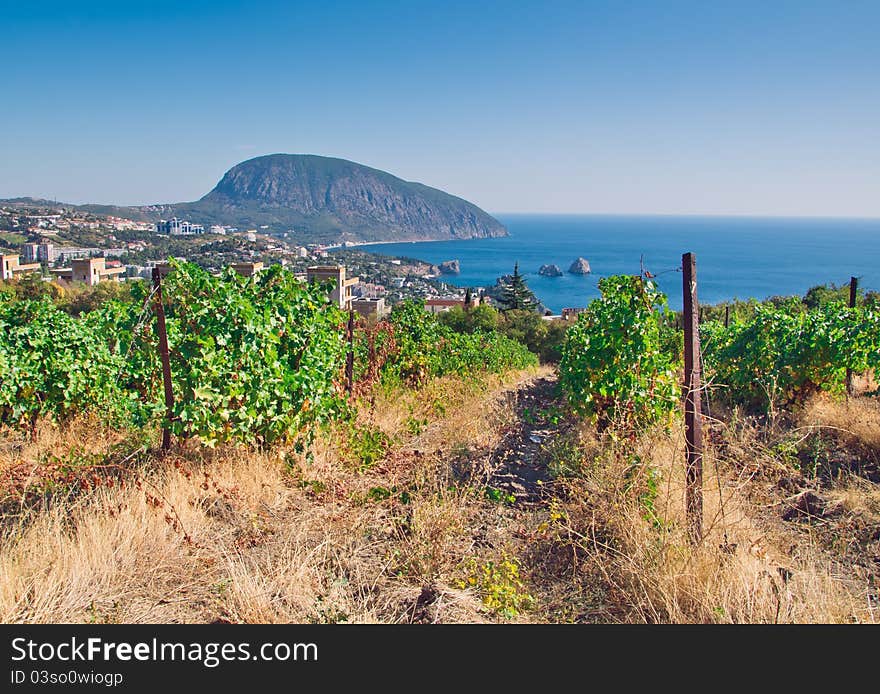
[625,456,663,528]
[0,274,134,315]
[498,310,568,363]
[437,304,500,334]
[366,485,393,502]
[404,413,428,436]
[1,260,348,447]
[701,300,880,410]
[460,556,534,618]
[381,300,537,384]
[0,231,28,246]
[345,424,392,471]
[484,486,516,504]
[0,298,133,427]
[365,485,411,504]
[559,275,679,431]
[126,261,348,447]
[439,304,568,363]
[802,282,857,310]
[699,297,768,325]
[0,262,536,447]
[492,262,539,312]
[63,281,135,316]
[699,282,871,325]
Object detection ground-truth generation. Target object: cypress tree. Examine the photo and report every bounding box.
[498,262,538,311]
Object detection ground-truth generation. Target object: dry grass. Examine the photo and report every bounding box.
[800,392,880,453]
[1,367,877,624]
[0,367,544,624]
[526,396,879,623]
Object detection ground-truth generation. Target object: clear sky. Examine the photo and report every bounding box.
[2,0,878,216]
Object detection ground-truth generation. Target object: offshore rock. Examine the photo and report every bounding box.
[568,257,591,274]
[439,259,461,274]
[538,264,563,277]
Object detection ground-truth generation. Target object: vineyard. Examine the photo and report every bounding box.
[1,258,878,624]
[558,272,880,429]
[0,260,535,445]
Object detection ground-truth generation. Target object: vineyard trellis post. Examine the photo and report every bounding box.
[152,268,175,451]
[345,308,355,395]
[682,252,703,544]
[846,276,858,397]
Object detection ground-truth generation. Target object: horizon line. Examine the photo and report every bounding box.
[2,195,878,223]
[491,211,880,222]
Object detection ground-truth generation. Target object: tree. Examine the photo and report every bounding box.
[802,282,860,310]
[438,304,500,333]
[496,262,539,312]
[498,309,568,363]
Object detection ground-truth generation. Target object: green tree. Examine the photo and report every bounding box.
[495,263,539,312]
[497,310,568,363]
[438,304,500,334]
[802,282,860,310]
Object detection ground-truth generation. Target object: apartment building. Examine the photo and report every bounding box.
[22,242,56,264]
[1,254,41,280]
[306,265,359,309]
[53,257,126,285]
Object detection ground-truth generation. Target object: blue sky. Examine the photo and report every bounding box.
[2,0,878,216]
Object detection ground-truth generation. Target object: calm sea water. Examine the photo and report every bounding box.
[364,214,880,312]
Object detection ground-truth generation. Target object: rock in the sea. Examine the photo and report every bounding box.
[438,259,460,274]
[569,257,591,274]
[538,264,563,277]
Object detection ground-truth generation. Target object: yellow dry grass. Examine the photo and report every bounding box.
[1,367,876,624]
[800,392,880,452]
[525,397,878,623]
[0,367,544,624]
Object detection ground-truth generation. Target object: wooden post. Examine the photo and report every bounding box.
[724,305,730,328]
[152,268,175,451]
[345,309,355,395]
[682,253,703,544]
[846,276,858,397]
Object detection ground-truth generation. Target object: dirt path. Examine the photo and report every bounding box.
[452,373,566,505]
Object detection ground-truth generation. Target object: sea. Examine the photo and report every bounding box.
[363,214,880,313]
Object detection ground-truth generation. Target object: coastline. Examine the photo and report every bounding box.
[350,214,880,313]
[326,235,498,251]
[327,239,432,250]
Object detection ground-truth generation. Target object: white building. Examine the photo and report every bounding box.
[155,218,205,235]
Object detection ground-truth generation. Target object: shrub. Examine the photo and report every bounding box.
[559,275,679,432]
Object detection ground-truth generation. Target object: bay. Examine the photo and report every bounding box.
[363,214,880,312]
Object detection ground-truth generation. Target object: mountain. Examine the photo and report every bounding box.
[176,154,506,242]
[3,155,507,243]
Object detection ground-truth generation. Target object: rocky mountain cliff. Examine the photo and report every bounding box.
[174,154,507,242]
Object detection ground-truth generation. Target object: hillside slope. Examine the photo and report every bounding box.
[180,154,506,242]
[3,155,507,243]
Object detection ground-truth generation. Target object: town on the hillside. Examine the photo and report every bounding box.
[0,201,502,319]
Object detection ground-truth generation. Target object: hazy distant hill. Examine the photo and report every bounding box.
[3,155,507,243]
